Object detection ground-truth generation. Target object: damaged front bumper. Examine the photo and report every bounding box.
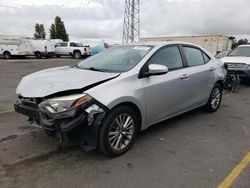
[14,96,108,150]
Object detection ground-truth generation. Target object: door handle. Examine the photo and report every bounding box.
[209,67,216,71]
[180,74,189,80]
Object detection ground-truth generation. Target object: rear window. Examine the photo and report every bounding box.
[70,42,76,47]
[183,47,205,67]
[203,53,210,63]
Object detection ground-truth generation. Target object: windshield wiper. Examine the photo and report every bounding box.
[71,64,79,68]
[88,67,106,72]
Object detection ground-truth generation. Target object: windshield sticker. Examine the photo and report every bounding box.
[133,46,150,51]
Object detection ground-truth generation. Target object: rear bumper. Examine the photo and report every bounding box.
[83,52,92,56]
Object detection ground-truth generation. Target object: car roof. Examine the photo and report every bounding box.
[238,44,250,47]
[120,41,201,47]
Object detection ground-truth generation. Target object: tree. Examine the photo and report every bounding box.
[49,24,57,39]
[229,36,249,49]
[49,16,69,41]
[34,23,46,39]
[229,36,237,49]
[237,38,248,46]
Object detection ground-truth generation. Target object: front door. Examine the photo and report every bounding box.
[142,45,194,125]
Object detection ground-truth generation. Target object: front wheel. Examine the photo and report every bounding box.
[98,106,138,156]
[3,51,11,59]
[204,84,222,112]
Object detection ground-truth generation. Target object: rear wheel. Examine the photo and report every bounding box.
[98,106,138,156]
[204,83,222,112]
[35,52,42,59]
[73,51,81,59]
[3,51,11,59]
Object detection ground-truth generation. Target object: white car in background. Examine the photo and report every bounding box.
[221,45,250,79]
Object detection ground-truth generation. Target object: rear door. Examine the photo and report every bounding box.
[55,42,68,55]
[180,45,213,106]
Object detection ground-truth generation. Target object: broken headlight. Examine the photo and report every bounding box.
[38,94,92,115]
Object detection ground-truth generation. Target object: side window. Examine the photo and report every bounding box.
[202,52,210,63]
[76,43,83,47]
[61,43,68,47]
[56,43,61,47]
[148,45,183,70]
[70,42,76,47]
[183,47,205,67]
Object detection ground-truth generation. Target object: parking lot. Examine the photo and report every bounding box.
[0,58,249,188]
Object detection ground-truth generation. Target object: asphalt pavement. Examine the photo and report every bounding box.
[0,58,249,188]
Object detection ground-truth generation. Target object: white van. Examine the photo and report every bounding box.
[31,40,56,58]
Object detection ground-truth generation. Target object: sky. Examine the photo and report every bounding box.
[0,0,250,44]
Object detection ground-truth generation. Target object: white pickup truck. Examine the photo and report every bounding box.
[55,42,92,59]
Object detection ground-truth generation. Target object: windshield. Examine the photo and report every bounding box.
[77,45,152,72]
[227,47,250,57]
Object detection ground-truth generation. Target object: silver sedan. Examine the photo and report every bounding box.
[15,42,227,156]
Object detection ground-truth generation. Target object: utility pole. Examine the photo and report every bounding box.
[122,0,140,43]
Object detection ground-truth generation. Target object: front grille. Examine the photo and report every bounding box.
[22,99,38,109]
[15,97,41,120]
[226,63,249,69]
[16,97,38,109]
[227,70,249,77]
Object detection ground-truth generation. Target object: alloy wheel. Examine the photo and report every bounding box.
[211,87,221,109]
[108,113,135,151]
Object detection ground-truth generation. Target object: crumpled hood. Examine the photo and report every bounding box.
[221,56,250,65]
[16,66,120,98]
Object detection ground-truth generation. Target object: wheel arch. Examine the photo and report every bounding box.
[3,50,11,55]
[215,79,224,88]
[73,50,81,54]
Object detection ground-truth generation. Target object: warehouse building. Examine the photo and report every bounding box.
[140,35,233,55]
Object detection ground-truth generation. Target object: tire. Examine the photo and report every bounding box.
[3,51,11,59]
[35,52,42,59]
[98,106,138,156]
[203,83,222,113]
[73,51,81,59]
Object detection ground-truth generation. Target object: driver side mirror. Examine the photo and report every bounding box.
[146,64,168,76]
